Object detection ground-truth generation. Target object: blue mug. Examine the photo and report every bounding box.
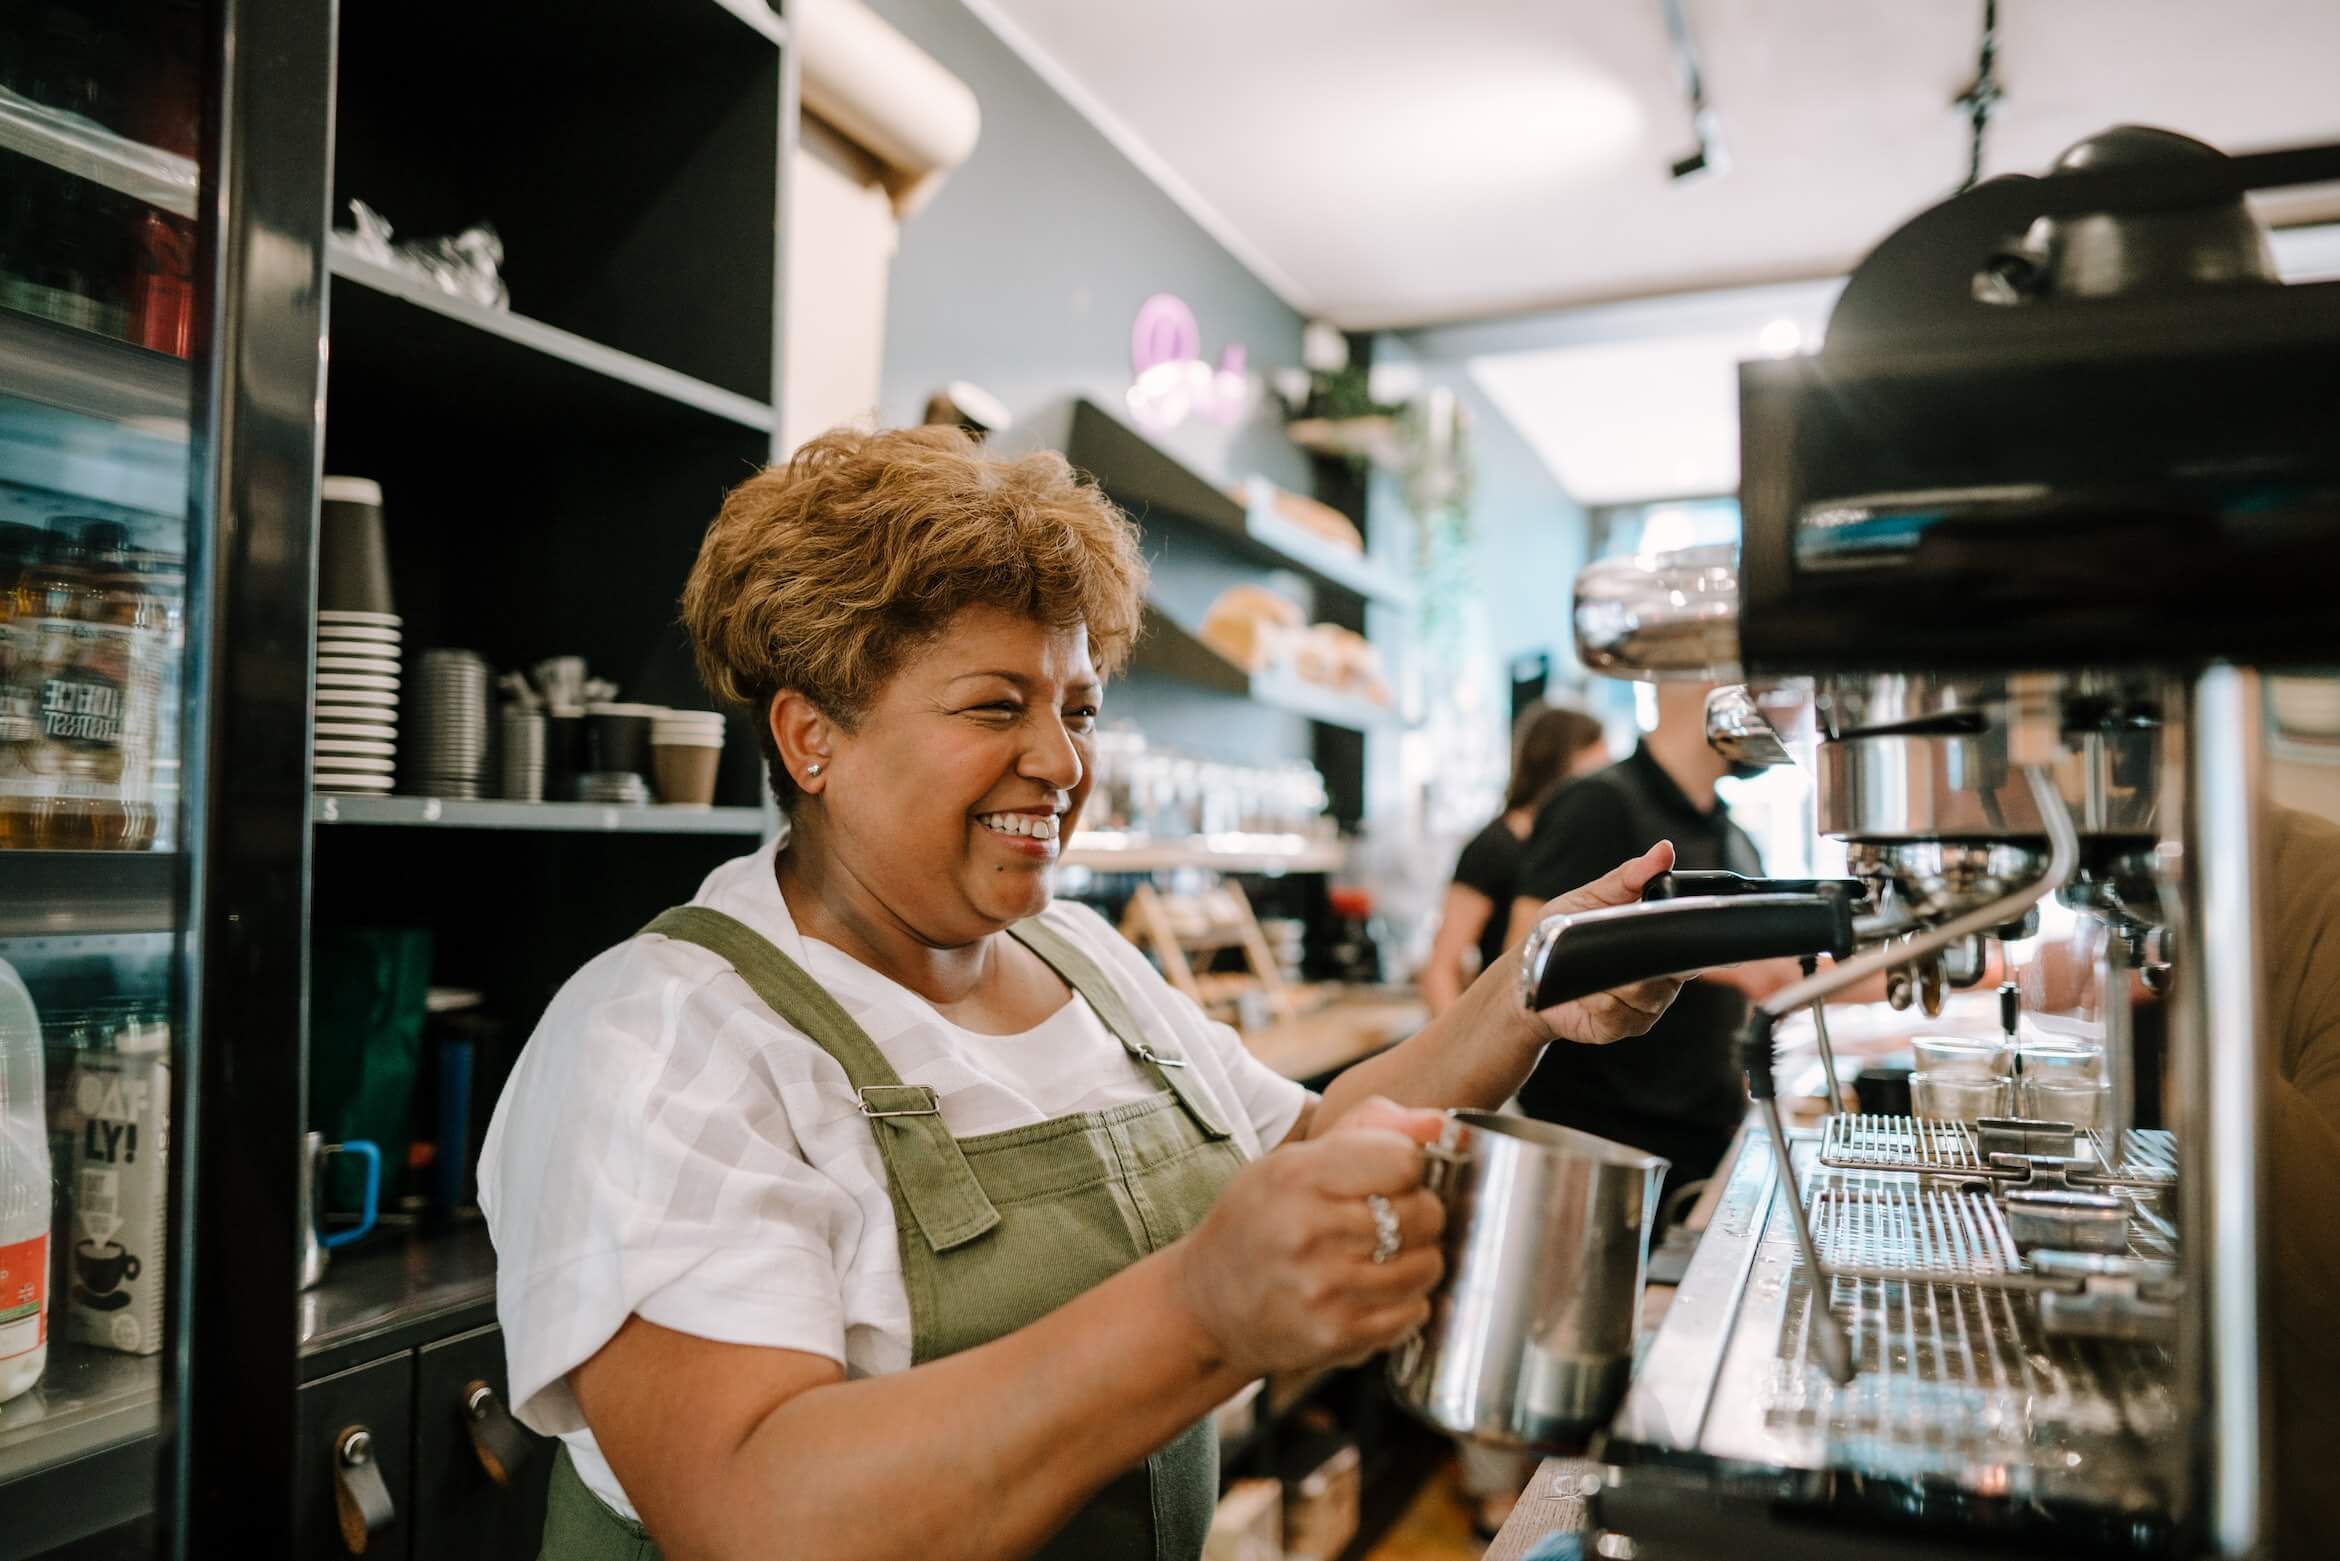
[314,1135,381,1250]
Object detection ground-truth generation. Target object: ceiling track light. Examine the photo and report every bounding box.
[1954,0,2005,191]
[1660,0,1727,181]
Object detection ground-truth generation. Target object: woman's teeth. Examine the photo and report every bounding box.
[977,811,1059,841]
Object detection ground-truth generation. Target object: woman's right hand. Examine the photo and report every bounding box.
[1169,1097,1448,1379]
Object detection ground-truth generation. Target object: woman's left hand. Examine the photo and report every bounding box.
[1523,841,1686,1046]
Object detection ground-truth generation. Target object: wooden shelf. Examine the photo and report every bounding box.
[314,795,768,835]
[326,239,776,434]
[0,87,197,218]
[1067,398,1414,607]
[1061,832,1344,874]
[1132,605,1400,733]
[1242,991,1425,1082]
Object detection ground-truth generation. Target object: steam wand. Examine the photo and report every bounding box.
[1801,954,1844,1114]
[1741,1010,1857,1384]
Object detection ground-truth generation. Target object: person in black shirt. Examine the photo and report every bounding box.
[1508,683,1763,1202]
[1423,702,1610,1015]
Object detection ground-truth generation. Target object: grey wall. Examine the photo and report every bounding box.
[861,0,1309,496]
[860,0,1316,762]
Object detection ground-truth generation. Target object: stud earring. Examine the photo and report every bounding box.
[806,763,824,778]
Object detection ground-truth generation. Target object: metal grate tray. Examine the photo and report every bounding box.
[1761,1164,2179,1508]
[1820,1113,2178,1189]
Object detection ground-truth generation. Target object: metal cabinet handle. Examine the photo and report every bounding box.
[333,1425,395,1554]
[464,1379,533,1488]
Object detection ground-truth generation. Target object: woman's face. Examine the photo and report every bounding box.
[815,605,1100,944]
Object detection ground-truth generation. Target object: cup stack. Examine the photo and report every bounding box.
[410,650,491,799]
[499,708,547,802]
[313,609,402,794]
[651,710,727,807]
[313,477,405,796]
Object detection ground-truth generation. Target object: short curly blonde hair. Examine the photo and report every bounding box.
[681,425,1148,807]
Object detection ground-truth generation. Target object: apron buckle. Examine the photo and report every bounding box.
[1135,1045,1188,1069]
[858,1084,943,1119]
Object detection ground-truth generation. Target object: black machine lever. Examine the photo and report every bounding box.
[1643,870,1866,909]
[1521,892,1856,1013]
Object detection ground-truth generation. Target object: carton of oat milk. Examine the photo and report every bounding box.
[67,1013,168,1356]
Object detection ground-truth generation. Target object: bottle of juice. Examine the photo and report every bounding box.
[30,520,144,850]
[0,523,47,850]
[81,524,159,850]
[0,954,50,1404]
[21,520,98,850]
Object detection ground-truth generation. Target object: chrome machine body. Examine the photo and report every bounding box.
[1553,128,2340,1560]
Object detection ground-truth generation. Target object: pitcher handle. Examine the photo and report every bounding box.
[1420,1118,1469,1196]
[320,1140,382,1250]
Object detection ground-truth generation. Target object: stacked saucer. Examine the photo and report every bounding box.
[411,650,492,799]
[314,610,402,794]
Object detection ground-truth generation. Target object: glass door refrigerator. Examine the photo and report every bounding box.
[0,0,330,1554]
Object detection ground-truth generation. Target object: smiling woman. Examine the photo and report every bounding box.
[475,424,1691,1561]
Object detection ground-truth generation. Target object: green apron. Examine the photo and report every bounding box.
[539,906,1249,1561]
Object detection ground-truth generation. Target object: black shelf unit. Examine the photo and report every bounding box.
[291,8,798,1541]
[0,1,792,1555]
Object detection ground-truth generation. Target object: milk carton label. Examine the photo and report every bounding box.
[68,1052,167,1356]
[0,1234,44,1360]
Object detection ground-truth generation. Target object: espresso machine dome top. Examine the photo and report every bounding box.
[1737,128,2340,675]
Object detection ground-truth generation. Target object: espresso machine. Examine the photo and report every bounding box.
[1518,127,2340,1559]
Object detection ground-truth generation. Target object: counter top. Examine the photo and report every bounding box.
[299,1222,500,1380]
[1242,990,1425,1082]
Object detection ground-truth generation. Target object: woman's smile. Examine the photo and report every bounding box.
[974,807,1064,857]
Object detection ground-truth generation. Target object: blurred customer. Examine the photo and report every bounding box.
[1508,683,1761,1202]
[1422,702,1610,1016]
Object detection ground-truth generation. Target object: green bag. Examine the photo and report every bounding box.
[309,928,433,1216]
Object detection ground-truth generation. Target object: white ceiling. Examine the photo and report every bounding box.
[967,0,2340,329]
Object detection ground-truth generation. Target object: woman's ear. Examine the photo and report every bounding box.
[769,691,835,796]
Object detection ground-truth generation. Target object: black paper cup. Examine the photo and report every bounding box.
[319,476,395,616]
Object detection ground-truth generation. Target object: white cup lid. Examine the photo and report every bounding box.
[321,475,384,506]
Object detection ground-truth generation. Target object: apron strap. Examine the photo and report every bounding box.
[1008,916,1233,1141]
[640,906,1002,1253]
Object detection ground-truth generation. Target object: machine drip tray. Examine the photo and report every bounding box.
[1597,1125,2185,1556]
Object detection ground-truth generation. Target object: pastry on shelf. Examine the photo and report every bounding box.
[1198,583,1305,673]
[1234,479,1365,555]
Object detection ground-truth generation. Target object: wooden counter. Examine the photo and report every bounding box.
[1239,989,1425,1081]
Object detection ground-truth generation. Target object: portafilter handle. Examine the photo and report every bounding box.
[1520,892,1856,1014]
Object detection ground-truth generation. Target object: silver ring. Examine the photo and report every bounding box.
[1367,1193,1401,1264]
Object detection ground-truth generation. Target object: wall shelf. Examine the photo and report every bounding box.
[313,795,768,835]
[1062,833,1345,875]
[1131,605,1401,733]
[1068,398,1414,607]
[0,87,197,219]
[326,239,776,435]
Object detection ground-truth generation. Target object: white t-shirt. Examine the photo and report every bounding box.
[478,837,1310,1520]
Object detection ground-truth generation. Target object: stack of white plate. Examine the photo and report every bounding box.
[411,650,492,799]
[578,771,650,805]
[499,708,546,802]
[314,610,402,794]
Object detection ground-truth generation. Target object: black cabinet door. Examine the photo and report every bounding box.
[412,1323,553,1561]
[295,1352,417,1561]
